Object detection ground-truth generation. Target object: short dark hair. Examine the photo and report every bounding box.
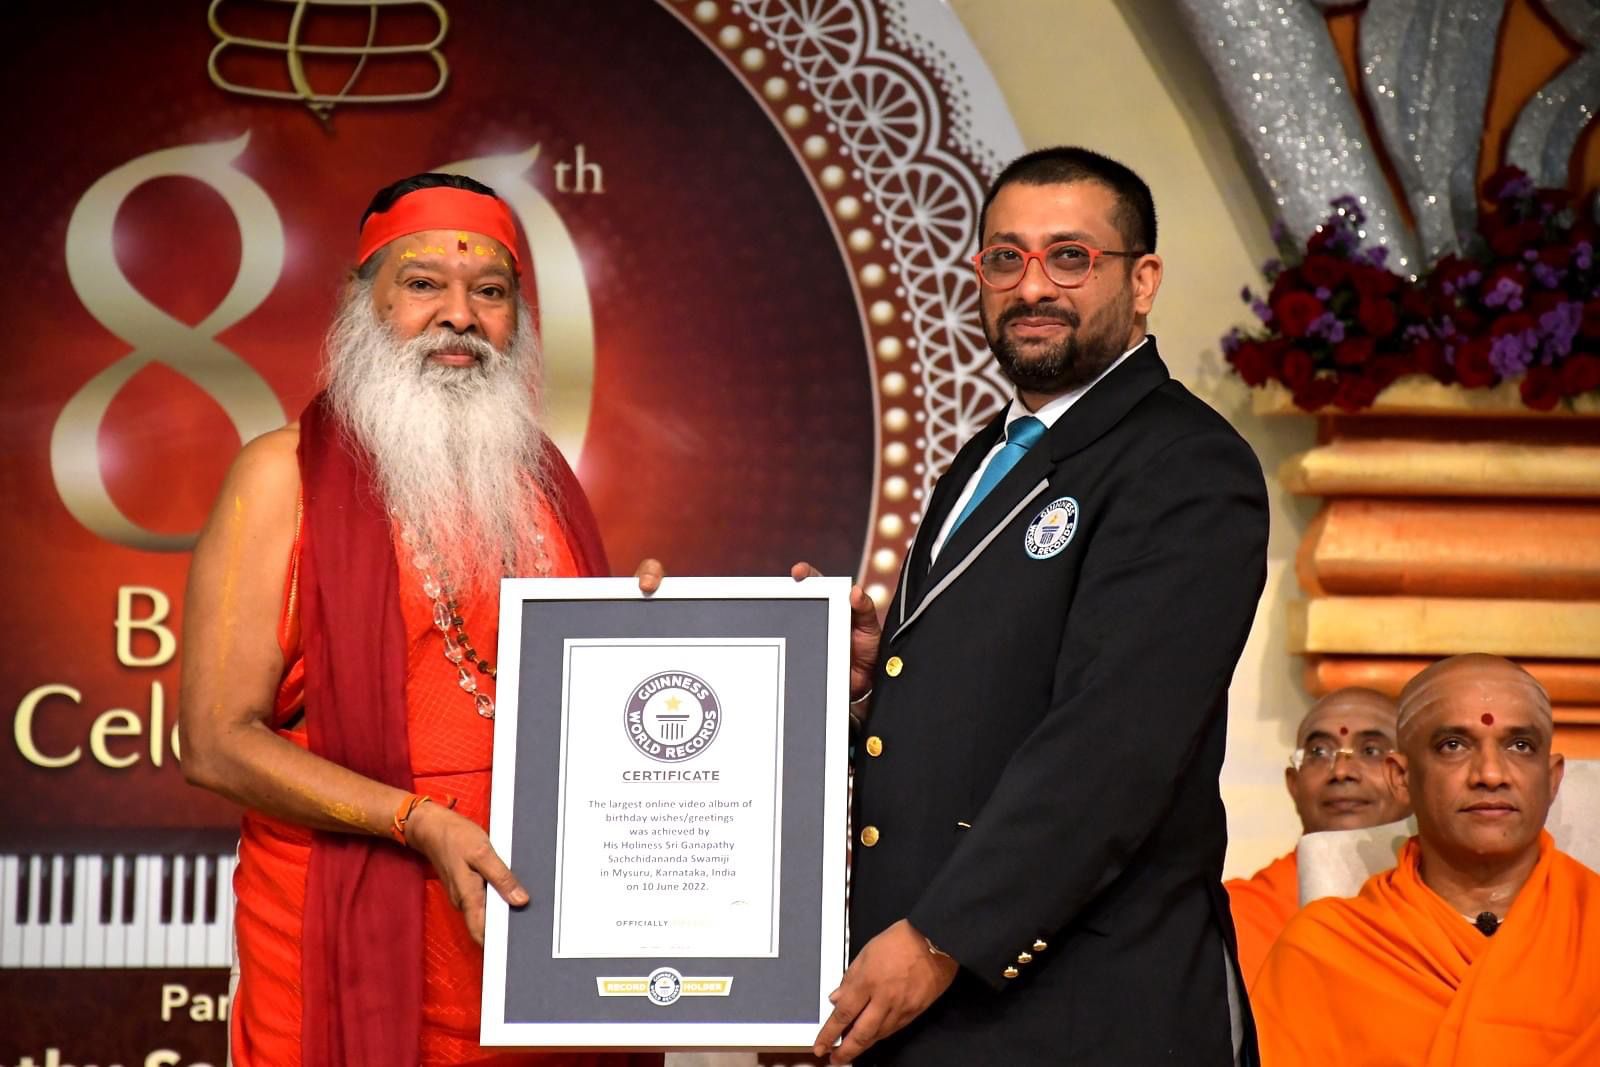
[355,172,504,278]
[358,172,502,230]
[978,146,1156,254]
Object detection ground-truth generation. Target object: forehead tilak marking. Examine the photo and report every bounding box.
[1482,713,1495,725]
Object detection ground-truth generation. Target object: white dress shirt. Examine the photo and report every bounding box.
[928,336,1150,563]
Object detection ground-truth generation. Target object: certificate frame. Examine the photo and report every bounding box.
[481,576,851,1049]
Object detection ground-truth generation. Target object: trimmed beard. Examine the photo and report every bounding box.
[981,287,1134,395]
[322,281,551,595]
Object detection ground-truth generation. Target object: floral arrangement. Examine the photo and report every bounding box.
[1223,167,1599,411]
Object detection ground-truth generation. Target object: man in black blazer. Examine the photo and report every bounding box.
[811,147,1269,1065]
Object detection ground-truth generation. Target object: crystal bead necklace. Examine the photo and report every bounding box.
[396,520,550,719]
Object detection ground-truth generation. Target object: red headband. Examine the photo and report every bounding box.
[356,186,521,271]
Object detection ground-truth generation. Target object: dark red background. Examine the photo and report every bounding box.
[2,1,873,844]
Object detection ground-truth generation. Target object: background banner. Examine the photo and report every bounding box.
[1,2,1021,1062]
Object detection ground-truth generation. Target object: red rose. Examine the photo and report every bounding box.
[1558,354,1600,396]
[1279,347,1315,390]
[1520,366,1561,411]
[1357,297,1399,337]
[1490,312,1537,338]
[1453,337,1497,388]
[1273,292,1325,339]
[1333,374,1382,412]
[1368,354,1412,387]
[1334,336,1376,366]
[1350,265,1401,297]
[1490,220,1544,259]
[1401,288,1434,320]
[1411,337,1450,380]
[1451,306,1486,335]
[1526,290,1564,320]
[1538,244,1572,270]
[1292,375,1338,411]
[1581,300,1600,341]
[1230,340,1273,386]
[1301,254,1345,290]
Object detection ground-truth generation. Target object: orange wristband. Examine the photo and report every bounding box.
[391,791,459,845]
[391,793,430,844]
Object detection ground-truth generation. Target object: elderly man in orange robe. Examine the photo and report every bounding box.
[1252,654,1600,1066]
[180,173,663,1067]
[1226,687,1408,985]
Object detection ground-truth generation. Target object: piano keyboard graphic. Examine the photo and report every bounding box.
[0,853,236,968]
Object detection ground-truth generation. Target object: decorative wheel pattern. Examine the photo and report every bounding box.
[659,0,1023,601]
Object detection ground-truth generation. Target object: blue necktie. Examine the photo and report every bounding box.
[947,415,1045,536]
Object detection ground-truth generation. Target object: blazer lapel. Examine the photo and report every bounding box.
[891,338,1173,644]
[894,411,1005,628]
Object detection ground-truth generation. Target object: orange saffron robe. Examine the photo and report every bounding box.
[1224,850,1299,989]
[232,497,657,1067]
[1252,832,1600,1067]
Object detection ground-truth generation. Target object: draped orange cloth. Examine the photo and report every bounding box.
[232,494,658,1067]
[1253,832,1600,1067]
[1224,850,1298,988]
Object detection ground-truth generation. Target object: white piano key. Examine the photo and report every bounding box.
[105,855,127,968]
[41,856,65,966]
[134,855,159,967]
[0,855,20,968]
[220,854,238,969]
[126,855,150,968]
[198,857,220,966]
[22,857,44,967]
[64,854,88,967]
[168,854,190,964]
[80,854,104,968]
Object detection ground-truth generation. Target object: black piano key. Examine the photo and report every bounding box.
[182,855,198,925]
[159,855,174,925]
[58,855,74,924]
[99,856,115,925]
[204,855,220,924]
[14,856,30,925]
[120,855,136,925]
[38,855,55,923]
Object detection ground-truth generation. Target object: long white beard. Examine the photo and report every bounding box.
[322,283,551,594]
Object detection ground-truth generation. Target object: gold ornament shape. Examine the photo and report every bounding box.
[207,0,450,123]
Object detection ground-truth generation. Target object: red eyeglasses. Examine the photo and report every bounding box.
[971,241,1144,290]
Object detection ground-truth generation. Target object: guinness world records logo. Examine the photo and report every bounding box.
[624,670,721,762]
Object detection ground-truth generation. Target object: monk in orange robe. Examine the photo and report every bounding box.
[180,174,665,1066]
[1226,687,1407,985]
[1253,654,1600,1066]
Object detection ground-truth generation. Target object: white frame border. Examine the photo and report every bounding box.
[482,576,851,1050]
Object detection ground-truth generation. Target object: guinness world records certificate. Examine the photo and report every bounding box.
[482,577,851,1049]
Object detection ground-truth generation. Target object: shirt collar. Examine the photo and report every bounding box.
[1006,334,1151,429]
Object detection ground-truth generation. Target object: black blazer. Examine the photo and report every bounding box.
[850,339,1268,1065]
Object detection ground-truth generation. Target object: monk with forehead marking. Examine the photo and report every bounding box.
[1253,655,1600,1065]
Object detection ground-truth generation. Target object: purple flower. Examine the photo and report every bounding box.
[1309,312,1346,344]
[1363,245,1390,268]
[1315,287,1332,301]
[1489,331,1536,378]
[1222,327,1244,356]
[1576,241,1593,271]
[1539,301,1583,360]
[1251,299,1274,324]
[1494,173,1536,202]
[1329,194,1366,224]
[1403,323,1431,342]
[1532,262,1565,289]
[1270,220,1289,243]
[1262,258,1284,281]
[1241,285,1254,303]
[1483,276,1524,310]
